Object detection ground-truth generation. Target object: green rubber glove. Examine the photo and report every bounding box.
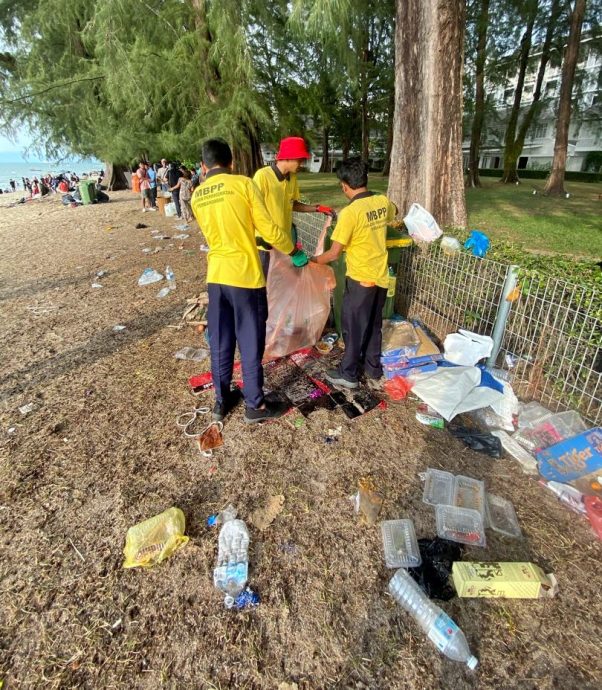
[291,249,309,268]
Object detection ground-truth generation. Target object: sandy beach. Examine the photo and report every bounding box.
[0,191,600,689]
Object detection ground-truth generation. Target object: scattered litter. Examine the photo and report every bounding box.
[389,568,478,669]
[485,493,522,538]
[518,401,553,429]
[156,287,172,298]
[449,426,502,458]
[443,329,493,366]
[324,426,342,443]
[135,223,148,229]
[441,236,462,255]
[351,477,384,526]
[8,427,16,434]
[96,270,107,278]
[175,347,209,362]
[453,474,486,521]
[173,233,190,240]
[112,324,127,332]
[197,422,223,456]
[18,403,35,416]
[539,479,587,515]
[176,404,211,438]
[250,495,285,531]
[435,504,486,547]
[409,537,464,601]
[26,303,59,316]
[91,283,103,289]
[452,561,557,599]
[416,403,445,428]
[181,293,209,328]
[381,519,421,568]
[422,468,455,506]
[207,514,219,527]
[384,376,414,401]
[122,507,189,568]
[490,430,538,474]
[316,332,338,354]
[138,268,163,286]
[213,506,250,608]
[584,496,602,539]
[233,586,260,609]
[200,244,209,252]
[403,203,443,243]
[515,410,588,454]
[174,223,190,231]
[464,230,490,258]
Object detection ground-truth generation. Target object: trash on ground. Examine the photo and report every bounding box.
[138,268,163,286]
[441,236,462,255]
[198,422,224,454]
[409,537,464,601]
[91,282,103,289]
[96,270,107,278]
[453,474,486,521]
[324,425,342,443]
[415,403,445,428]
[381,519,421,568]
[233,586,260,609]
[175,347,209,362]
[213,508,250,608]
[135,222,148,229]
[518,401,553,429]
[156,287,172,298]
[264,250,335,359]
[443,329,493,366]
[539,479,587,514]
[250,495,285,531]
[173,233,189,240]
[514,410,588,454]
[389,568,478,669]
[490,430,538,475]
[537,426,601,497]
[200,244,209,252]
[18,402,35,416]
[452,561,558,599]
[464,230,490,258]
[485,493,522,538]
[449,425,502,458]
[381,319,420,359]
[174,223,190,231]
[351,477,384,526]
[181,293,209,327]
[316,332,338,354]
[112,324,127,332]
[122,507,189,568]
[403,203,443,243]
[384,375,414,401]
[8,427,16,434]
[422,469,455,506]
[584,496,602,539]
[435,504,486,547]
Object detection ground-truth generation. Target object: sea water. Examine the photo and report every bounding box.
[0,157,103,191]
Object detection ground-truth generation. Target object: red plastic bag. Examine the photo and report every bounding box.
[264,250,335,359]
[384,375,414,401]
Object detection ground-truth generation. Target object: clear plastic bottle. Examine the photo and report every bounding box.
[540,480,586,515]
[213,506,250,608]
[389,568,478,670]
[165,265,176,291]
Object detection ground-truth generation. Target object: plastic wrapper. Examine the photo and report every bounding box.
[513,410,587,453]
[403,203,442,242]
[384,375,414,401]
[351,477,384,525]
[449,426,503,458]
[264,251,335,359]
[123,507,189,568]
[381,320,420,358]
[409,537,464,601]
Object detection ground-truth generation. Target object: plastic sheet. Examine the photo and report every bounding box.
[384,375,414,401]
[122,507,189,568]
[264,250,335,359]
[449,426,503,458]
[403,203,442,242]
[409,537,465,601]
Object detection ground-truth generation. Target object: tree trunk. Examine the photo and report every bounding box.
[319,126,330,172]
[232,123,263,177]
[360,30,370,162]
[104,162,129,190]
[466,0,490,189]
[500,6,537,184]
[388,0,466,228]
[342,139,350,159]
[382,89,395,176]
[545,0,587,195]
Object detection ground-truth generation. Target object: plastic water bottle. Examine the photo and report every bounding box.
[389,568,478,670]
[165,265,176,291]
[213,506,249,608]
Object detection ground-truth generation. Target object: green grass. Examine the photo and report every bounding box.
[297,173,602,259]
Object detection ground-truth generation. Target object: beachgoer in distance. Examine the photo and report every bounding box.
[169,169,193,222]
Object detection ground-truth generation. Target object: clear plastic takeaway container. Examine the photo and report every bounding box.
[490,430,539,475]
[381,519,422,568]
[453,475,486,521]
[436,504,487,547]
[422,469,455,506]
[513,410,588,454]
[485,493,522,538]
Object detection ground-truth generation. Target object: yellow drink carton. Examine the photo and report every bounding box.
[452,561,558,599]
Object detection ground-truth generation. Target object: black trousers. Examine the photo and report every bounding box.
[339,277,387,381]
[259,249,271,278]
[171,188,181,218]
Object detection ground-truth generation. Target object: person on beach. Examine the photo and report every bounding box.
[169,169,193,222]
[136,162,156,213]
[147,163,158,208]
[157,158,169,192]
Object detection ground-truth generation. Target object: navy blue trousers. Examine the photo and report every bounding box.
[207,283,267,409]
[259,249,271,278]
[340,277,387,381]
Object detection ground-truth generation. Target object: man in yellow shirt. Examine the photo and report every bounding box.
[312,158,397,388]
[191,138,309,423]
[253,136,334,276]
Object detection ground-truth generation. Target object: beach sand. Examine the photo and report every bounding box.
[0,191,600,688]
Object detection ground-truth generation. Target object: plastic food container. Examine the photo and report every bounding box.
[422,468,454,506]
[485,493,522,538]
[453,475,486,520]
[380,519,422,568]
[436,505,487,547]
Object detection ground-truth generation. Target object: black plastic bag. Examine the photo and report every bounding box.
[449,425,502,458]
[408,537,464,601]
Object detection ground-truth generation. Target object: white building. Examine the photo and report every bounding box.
[464,35,602,172]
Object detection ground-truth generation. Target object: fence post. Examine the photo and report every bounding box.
[487,264,519,368]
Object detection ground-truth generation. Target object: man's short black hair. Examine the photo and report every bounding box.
[202,138,233,169]
[336,158,368,190]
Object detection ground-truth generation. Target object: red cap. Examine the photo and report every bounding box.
[276,137,311,160]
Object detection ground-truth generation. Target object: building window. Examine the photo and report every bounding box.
[533,123,547,138]
[504,88,514,102]
[545,81,558,95]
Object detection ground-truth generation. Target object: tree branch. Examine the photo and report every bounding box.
[0,75,105,105]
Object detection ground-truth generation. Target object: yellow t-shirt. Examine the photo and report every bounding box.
[252,163,300,247]
[191,169,294,289]
[331,192,397,289]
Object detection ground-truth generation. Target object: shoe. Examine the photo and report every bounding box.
[142,208,148,213]
[325,368,359,389]
[148,207,157,211]
[244,399,289,424]
[212,388,243,422]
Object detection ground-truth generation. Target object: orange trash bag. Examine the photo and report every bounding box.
[264,250,335,359]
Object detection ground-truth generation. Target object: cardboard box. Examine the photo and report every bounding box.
[452,561,558,599]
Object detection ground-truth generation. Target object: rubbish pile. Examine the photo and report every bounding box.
[380,319,441,380]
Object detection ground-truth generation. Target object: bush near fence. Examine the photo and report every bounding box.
[475,168,602,183]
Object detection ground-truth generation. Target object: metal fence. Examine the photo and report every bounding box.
[398,244,602,427]
[293,211,326,255]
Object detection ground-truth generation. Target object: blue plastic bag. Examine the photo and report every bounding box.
[464,231,490,258]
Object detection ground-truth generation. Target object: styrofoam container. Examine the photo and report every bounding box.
[436,504,487,547]
[380,519,422,568]
[485,493,522,539]
[422,468,454,506]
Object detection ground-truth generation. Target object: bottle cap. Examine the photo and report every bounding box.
[467,655,478,671]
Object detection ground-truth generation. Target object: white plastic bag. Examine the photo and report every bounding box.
[403,203,442,242]
[443,329,493,366]
[138,268,164,286]
[165,202,177,217]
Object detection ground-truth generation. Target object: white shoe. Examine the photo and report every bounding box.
[148,207,157,211]
[142,208,148,213]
